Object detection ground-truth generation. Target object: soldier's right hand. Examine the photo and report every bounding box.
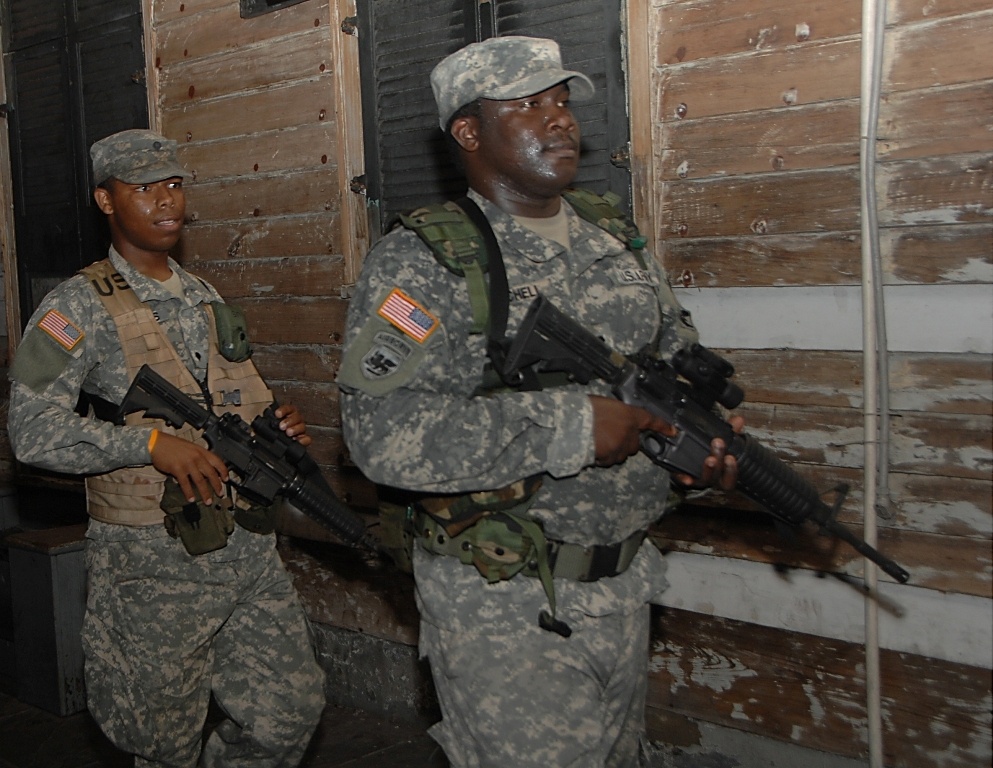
[590,395,675,468]
[149,431,229,504]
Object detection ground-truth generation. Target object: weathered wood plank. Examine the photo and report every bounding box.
[250,344,342,384]
[885,10,993,92]
[657,80,992,181]
[177,122,338,183]
[661,167,860,237]
[159,25,333,104]
[155,0,328,67]
[657,39,861,123]
[279,536,419,646]
[184,169,341,224]
[723,349,993,415]
[883,222,993,284]
[654,0,860,67]
[880,81,993,161]
[646,608,992,767]
[240,296,348,346]
[661,153,990,238]
[658,101,859,180]
[879,153,992,227]
[161,78,335,142]
[177,212,342,262]
[736,402,991,480]
[185,255,345,299]
[661,231,861,286]
[661,223,991,287]
[652,510,991,596]
[151,0,230,25]
[890,0,993,25]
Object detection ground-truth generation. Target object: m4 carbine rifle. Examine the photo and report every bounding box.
[502,295,910,584]
[118,364,373,550]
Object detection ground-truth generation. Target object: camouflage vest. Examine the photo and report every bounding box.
[79,258,273,526]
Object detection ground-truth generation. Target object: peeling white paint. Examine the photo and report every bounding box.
[658,552,993,668]
[251,284,276,294]
[803,681,827,725]
[674,284,993,353]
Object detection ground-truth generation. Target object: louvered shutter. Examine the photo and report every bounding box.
[3,0,147,322]
[358,0,628,240]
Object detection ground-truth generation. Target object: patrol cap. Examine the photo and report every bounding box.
[431,36,595,129]
[90,129,191,186]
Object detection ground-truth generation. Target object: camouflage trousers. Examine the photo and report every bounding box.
[419,599,650,767]
[81,520,326,768]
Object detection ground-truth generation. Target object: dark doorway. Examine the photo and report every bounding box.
[357,0,629,239]
[2,0,148,326]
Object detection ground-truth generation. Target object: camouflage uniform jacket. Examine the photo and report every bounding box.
[338,191,701,630]
[8,247,223,476]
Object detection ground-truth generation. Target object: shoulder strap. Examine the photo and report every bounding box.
[397,189,647,341]
[399,201,490,334]
[561,188,651,270]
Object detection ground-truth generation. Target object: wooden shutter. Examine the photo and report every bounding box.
[3,0,147,323]
[358,0,629,239]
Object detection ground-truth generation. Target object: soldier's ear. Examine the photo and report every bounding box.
[450,115,480,153]
[93,185,114,215]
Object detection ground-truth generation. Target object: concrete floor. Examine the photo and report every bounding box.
[0,676,448,768]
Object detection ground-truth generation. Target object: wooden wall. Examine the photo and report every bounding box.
[633,0,992,764]
[146,0,372,508]
[0,0,986,765]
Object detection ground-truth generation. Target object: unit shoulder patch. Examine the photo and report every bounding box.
[38,309,84,351]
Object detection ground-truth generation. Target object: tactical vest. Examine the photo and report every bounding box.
[80,259,273,526]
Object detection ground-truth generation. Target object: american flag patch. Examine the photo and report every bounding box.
[38,309,83,351]
[377,288,439,344]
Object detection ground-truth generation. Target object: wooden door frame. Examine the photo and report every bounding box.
[625,0,656,251]
[0,31,22,362]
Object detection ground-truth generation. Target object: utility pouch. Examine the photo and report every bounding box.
[458,512,537,583]
[378,500,416,573]
[233,499,278,535]
[161,479,235,555]
[210,301,252,362]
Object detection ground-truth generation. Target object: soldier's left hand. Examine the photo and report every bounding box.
[673,414,745,491]
[274,403,312,447]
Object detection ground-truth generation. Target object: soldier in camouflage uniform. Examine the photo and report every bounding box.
[7,130,325,768]
[337,37,741,767]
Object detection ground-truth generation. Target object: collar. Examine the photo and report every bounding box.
[107,247,215,307]
[466,189,628,274]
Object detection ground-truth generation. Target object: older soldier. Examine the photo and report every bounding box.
[7,129,325,768]
[337,37,740,767]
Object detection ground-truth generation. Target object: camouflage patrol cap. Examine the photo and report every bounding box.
[431,36,595,129]
[90,129,191,186]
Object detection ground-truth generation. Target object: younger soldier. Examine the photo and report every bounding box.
[7,129,326,768]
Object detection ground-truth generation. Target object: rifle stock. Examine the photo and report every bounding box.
[503,296,910,584]
[118,364,373,550]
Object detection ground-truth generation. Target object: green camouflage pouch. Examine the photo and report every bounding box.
[161,479,235,555]
[233,499,278,535]
[461,513,536,583]
[210,301,252,362]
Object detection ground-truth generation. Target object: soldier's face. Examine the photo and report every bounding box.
[94,177,186,254]
[474,82,580,204]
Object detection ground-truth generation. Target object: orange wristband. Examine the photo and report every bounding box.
[147,429,160,455]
